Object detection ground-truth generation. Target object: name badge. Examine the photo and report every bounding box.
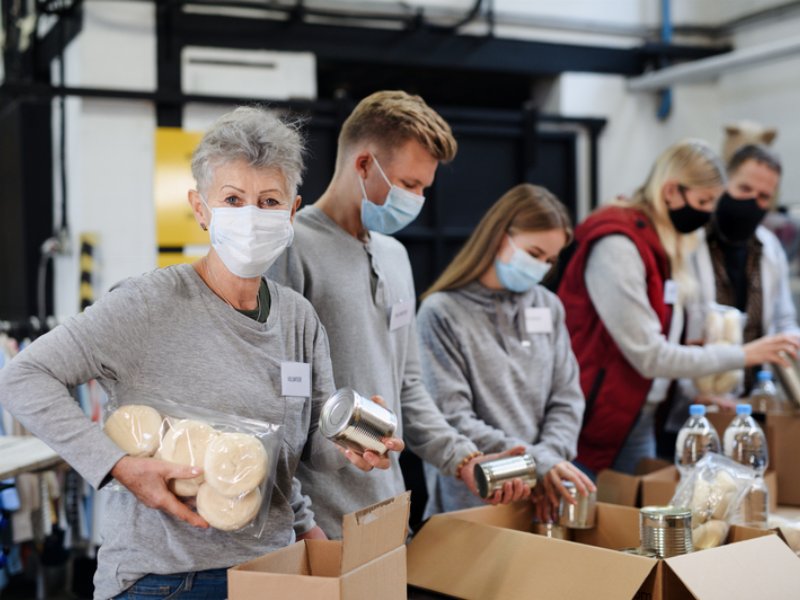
[525,307,553,334]
[281,362,311,398]
[389,300,414,331]
[663,279,679,305]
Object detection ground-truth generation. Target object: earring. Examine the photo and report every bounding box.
[200,223,207,231]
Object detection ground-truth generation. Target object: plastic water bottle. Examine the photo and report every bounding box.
[675,404,721,475]
[749,369,782,414]
[724,403,770,527]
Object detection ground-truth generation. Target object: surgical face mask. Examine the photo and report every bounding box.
[714,191,767,243]
[495,236,552,293]
[359,154,425,235]
[668,186,712,234]
[202,199,294,278]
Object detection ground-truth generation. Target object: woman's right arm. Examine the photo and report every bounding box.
[584,235,745,380]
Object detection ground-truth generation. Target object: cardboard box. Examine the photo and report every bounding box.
[599,461,778,513]
[408,500,800,600]
[229,492,409,600]
[596,459,674,507]
[766,413,800,505]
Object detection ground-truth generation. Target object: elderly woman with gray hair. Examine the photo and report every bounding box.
[0,106,402,599]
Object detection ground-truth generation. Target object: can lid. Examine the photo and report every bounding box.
[319,388,356,438]
[640,506,692,519]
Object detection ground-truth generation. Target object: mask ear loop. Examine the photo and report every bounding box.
[369,153,394,188]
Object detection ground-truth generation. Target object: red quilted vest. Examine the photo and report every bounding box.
[558,206,673,473]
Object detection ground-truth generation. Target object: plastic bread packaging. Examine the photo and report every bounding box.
[102,398,282,537]
[693,303,746,396]
[669,453,756,550]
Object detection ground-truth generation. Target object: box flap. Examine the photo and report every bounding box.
[340,545,406,600]
[641,466,679,507]
[306,540,343,577]
[230,541,311,576]
[665,535,800,599]
[597,469,641,506]
[341,492,410,573]
[635,457,672,475]
[408,512,655,600]
[572,502,641,549]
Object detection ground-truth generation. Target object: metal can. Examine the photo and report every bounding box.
[558,481,597,529]
[532,522,570,540]
[473,454,537,499]
[318,388,397,455]
[639,506,693,558]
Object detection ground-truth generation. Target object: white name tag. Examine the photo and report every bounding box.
[663,279,679,305]
[389,300,414,331]
[525,307,553,334]
[281,362,311,398]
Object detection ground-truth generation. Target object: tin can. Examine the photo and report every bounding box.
[558,481,597,529]
[639,506,693,558]
[532,522,570,540]
[318,388,397,455]
[473,454,537,499]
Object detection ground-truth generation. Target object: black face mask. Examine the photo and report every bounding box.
[668,187,712,234]
[714,191,767,243]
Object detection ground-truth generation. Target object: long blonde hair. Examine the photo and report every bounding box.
[620,139,725,300]
[423,184,572,299]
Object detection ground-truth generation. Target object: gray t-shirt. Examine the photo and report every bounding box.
[417,282,584,516]
[0,264,336,599]
[268,205,478,538]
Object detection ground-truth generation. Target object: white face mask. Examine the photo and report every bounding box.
[202,199,294,278]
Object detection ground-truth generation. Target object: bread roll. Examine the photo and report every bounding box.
[692,519,728,549]
[204,433,268,497]
[713,370,741,395]
[706,311,725,343]
[197,484,262,531]
[722,310,743,344]
[158,419,218,497]
[104,405,163,457]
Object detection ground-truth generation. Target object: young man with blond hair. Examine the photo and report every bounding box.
[269,90,528,538]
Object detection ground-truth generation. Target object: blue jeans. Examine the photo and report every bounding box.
[114,568,228,600]
[611,404,657,475]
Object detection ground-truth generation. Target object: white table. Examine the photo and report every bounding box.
[0,436,63,480]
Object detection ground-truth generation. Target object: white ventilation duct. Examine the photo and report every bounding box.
[627,35,800,91]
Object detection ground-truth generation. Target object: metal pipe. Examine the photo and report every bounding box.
[628,34,800,91]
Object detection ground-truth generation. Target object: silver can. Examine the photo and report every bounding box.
[558,481,597,529]
[639,506,693,558]
[473,454,537,499]
[318,388,397,455]
[532,522,569,540]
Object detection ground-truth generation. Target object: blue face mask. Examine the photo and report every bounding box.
[495,237,552,293]
[359,154,425,235]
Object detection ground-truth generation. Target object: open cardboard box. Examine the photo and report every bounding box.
[408,500,800,600]
[599,459,778,512]
[765,413,800,505]
[228,492,409,600]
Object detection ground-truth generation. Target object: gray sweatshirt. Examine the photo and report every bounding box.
[268,205,479,538]
[584,235,746,381]
[0,264,336,599]
[417,282,584,516]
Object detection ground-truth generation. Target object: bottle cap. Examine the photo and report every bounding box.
[689,404,705,416]
[756,370,773,382]
[736,403,752,416]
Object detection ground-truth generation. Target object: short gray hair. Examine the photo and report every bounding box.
[191,106,305,197]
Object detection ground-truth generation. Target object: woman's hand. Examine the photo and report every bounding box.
[297,525,328,541]
[534,461,596,522]
[743,334,800,367]
[340,395,405,472]
[110,456,209,528]
[461,445,532,505]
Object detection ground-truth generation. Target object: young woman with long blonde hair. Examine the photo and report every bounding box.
[558,139,798,478]
[418,183,595,521]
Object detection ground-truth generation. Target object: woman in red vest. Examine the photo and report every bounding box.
[558,139,798,478]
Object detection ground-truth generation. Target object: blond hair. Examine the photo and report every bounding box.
[620,139,725,300]
[337,90,457,166]
[423,184,572,299]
